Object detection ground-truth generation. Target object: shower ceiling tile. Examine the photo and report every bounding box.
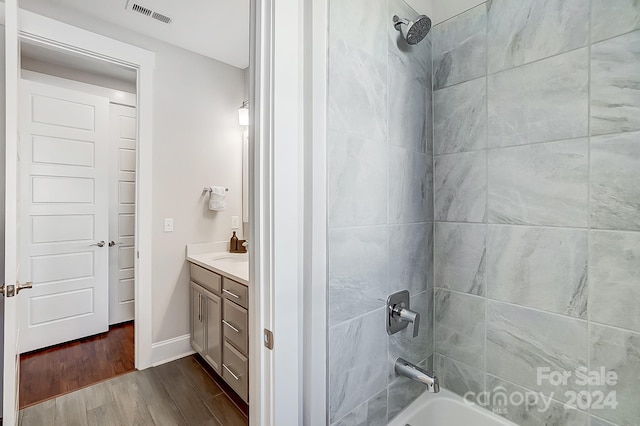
[591,30,640,136]
[487,0,588,74]
[487,48,588,148]
[486,225,588,318]
[487,139,588,227]
[589,231,640,333]
[591,0,640,43]
[590,131,640,231]
[432,3,486,90]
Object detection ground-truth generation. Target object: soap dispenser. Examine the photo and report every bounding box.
[230,231,239,252]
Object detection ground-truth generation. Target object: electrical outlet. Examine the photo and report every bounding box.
[164,218,174,232]
[231,215,240,229]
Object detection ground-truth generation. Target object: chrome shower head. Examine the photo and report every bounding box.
[393,14,432,45]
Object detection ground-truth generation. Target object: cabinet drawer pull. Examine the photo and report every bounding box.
[223,289,240,299]
[222,320,240,333]
[223,364,240,381]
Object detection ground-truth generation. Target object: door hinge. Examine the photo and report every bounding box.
[264,329,274,350]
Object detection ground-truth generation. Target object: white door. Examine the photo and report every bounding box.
[4,1,25,423]
[18,79,110,353]
[109,104,136,325]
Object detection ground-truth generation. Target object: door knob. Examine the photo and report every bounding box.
[108,241,120,247]
[90,241,106,247]
[16,281,33,294]
[0,281,33,297]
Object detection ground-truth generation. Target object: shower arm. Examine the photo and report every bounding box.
[393,15,410,30]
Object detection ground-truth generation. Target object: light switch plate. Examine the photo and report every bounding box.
[164,218,174,232]
[231,215,240,229]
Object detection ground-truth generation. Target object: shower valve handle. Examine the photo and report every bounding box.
[391,305,420,338]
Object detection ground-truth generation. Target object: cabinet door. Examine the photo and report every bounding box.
[203,288,222,373]
[190,281,205,355]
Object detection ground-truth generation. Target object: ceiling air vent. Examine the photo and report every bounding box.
[151,12,172,24]
[125,1,173,24]
[131,3,152,17]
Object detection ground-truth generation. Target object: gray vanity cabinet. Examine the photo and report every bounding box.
[189,263,249,403]
[190,263,223,374]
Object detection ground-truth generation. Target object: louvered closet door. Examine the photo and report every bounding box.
[19,79,110,353]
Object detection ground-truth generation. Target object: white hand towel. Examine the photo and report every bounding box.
[210,186,226,196]
[208,199,226,211]
[208,186,226,211]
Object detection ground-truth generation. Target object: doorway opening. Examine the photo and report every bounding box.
[17,39,139,408]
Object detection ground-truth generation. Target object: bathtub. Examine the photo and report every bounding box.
[387,388,517,426]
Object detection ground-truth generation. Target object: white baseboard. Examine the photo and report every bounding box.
[150,334,195,367]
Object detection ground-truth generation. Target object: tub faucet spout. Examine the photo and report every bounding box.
[395,358,440,393]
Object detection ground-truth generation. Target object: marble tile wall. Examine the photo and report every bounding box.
[327,0,434,424]
[432,1,640,426]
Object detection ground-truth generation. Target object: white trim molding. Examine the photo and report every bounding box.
[17,9,156,370]
[303,0,329,424]
[150,334,196,367]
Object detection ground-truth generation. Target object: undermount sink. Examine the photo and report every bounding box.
[205,253,248,263]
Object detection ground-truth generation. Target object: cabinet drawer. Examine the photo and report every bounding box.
[222,341,248,402]
[190,264,221,294]
[222,277,248,309]
[223,299,248,355]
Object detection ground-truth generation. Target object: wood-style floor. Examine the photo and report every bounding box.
[19,355,249,426]
[20,322,135,408]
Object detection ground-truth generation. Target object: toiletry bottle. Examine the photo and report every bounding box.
[230,231,239,252]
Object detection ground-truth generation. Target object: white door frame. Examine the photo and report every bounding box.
[3,1,329,424]
[303,0,329,423]
[250,0,330,424]
[16,9,155,370]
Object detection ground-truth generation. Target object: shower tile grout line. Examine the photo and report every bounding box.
[586,0,593,422]
[433,220,640,235]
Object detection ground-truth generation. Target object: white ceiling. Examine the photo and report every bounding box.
[19,0,250,69]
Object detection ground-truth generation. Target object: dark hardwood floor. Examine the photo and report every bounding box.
[19,321,135,409]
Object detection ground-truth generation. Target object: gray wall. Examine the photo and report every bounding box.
[326,0,434,424]
[432,1,640,425]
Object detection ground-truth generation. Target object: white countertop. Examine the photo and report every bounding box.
[186,244,249,286]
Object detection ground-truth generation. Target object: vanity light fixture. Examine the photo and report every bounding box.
[238,100,249,126]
